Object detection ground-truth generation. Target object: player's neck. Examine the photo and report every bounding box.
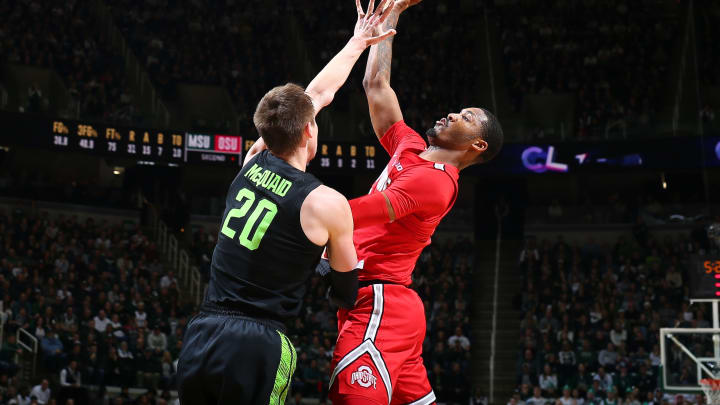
[419,146,467,170]
[274,149,308,172]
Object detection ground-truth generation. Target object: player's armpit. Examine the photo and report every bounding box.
[378,120,427,157]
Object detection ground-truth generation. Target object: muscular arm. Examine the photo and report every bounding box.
[362,5,404,140]
[303,187,359,308]
[302,187,358,271]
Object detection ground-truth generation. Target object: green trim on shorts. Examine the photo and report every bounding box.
[269,330,297,405]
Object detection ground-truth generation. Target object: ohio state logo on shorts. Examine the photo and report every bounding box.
[350,366,377,389]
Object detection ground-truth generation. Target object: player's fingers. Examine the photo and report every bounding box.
[375,0,391,16]
[376,0,395,25]
[366,13,380,28]
[366,0,375,17]
[366,29,396,45]
[356,0,365,17]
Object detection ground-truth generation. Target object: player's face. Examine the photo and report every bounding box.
[426,107,486,150]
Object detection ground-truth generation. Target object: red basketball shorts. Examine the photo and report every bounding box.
[328,284,436,405]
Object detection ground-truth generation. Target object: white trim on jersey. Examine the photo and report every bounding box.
[406,390,436,405]
[328,340,393,403]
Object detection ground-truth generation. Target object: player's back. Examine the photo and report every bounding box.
[207,150,324,321]
[354,121,459,286]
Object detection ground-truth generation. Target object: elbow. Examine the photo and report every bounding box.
[362,76,386,92]
[316,92,334,111]
[307,90,334,111]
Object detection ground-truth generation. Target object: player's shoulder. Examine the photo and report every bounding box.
[403,161,458,183]
[304,185,351,218]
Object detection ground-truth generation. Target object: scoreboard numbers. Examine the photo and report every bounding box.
[49,118,385,170]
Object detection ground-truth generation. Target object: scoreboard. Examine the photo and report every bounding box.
[43,116,384,171]
[185,132,243,165]
[241,139,381,171]
[51,120,186,164]
[689,256,720,299]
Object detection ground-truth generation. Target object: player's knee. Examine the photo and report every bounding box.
[330,394,385,405]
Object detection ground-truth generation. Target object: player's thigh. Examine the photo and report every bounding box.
[178,314,296,405]
[389,357,435,405]
[217,323,297,405]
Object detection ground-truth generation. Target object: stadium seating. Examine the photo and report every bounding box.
[495,0,681,139]
[0,208,187,404]
[0,1,138,123]
[104,0,287,113]
[513,229,704,404]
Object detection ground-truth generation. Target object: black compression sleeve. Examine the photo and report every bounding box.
[329,268,358,309]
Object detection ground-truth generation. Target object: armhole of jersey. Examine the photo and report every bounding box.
[297,182,327,248]
[434,166,458,218]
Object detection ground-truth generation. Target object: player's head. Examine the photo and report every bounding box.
[426,107,503,166]
[254,83,318,160]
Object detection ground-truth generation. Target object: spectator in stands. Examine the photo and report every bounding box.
[525,386,546,405]
[159,272,176,290]
[29,380,50,405]
[558,386,572,405]
[148,325,168,353]
[0,335,20,376]
[93,310,111,334]
[60,361,81,387]
[448,326,471,351]
[597,344,618,370]
[538,364,558,397]
[40,327,64,372]
[134,302,148,329]
[137,349,161,390]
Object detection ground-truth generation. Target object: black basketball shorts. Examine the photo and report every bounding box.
[176,307,296,405]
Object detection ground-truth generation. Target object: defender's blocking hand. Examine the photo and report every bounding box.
[354,0,397,47]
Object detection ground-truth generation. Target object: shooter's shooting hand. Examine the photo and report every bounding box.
[394,0,422,12]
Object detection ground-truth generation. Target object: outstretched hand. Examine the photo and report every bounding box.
[354,0,397,47]
[394,0,422,12]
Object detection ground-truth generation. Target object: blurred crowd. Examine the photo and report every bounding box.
[193,227,476,404]
[0,208,188,404]
[4,0,719,141]
[105,0,289,132]
[495,0,680,139]
[0,0,139,123]
[511,227,712,405]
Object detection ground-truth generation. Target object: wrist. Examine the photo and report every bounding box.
[348,36,367,50]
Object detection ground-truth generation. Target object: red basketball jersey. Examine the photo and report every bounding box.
[353,121,459,286]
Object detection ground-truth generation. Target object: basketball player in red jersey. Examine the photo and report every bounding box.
[327,1,504,404]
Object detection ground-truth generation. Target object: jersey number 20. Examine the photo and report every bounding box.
[220,188,277,250]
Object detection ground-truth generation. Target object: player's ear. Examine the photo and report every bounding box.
[471,139,488,152]
[303,120,316,140]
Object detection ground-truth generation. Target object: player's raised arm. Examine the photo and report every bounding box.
[305,0,397,118]
[362,0,421,140]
